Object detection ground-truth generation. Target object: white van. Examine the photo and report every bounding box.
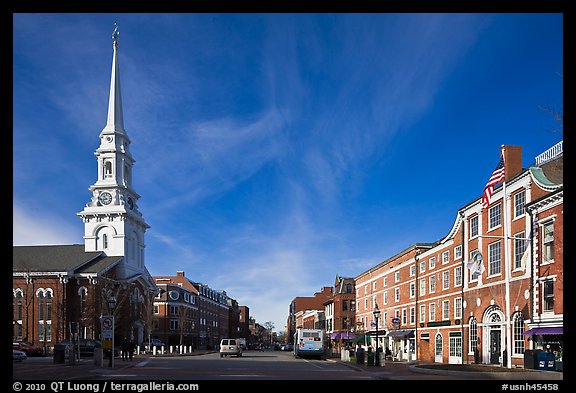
[219,338,242,357]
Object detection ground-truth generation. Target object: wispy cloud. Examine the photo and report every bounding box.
[13,203,82,246]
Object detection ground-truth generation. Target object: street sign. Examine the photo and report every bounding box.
[102,316,113,339]
[102,339,112,349]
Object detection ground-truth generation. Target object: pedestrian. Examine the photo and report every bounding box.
[121,337,129,360]
[128,340,136,361]
[128,340,135,361]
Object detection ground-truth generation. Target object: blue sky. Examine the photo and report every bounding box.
[13,13,563,332]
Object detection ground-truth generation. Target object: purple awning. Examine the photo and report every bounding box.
[329,332,356,340]
[523,327,563,336]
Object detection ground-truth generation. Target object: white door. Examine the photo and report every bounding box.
[448,332,462,364]
[434,333,443,363]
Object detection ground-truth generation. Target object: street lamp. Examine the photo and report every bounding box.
[373,303,381,366]
[108,295,116,368]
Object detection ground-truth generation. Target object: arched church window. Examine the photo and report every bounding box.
[79,287,88,314]
[104,161,113,178]
[103,234,108,249]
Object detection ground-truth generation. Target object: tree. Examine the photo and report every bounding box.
[264,321,275,346]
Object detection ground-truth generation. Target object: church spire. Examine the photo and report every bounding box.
[103,22,125,134]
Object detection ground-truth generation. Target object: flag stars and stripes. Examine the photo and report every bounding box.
[482,156,505,208]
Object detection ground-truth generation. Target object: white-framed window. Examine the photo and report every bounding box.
[429,275,436,293]
[454,297,462,319]
[469,317,478,353]
[364,298,368,310]
[543,221,555,263]
[454,245,462,260]
[395,287,400,302]
[410,307,416,324]
[419,304,426,323]
[153,304,159,314]
[488,203,502,230]
[442,251,450,264]
[513,312,525,355]
[410,282,415,298]
[410,264,416,277]
[402,308,407,325]
[384,291,388,305]
[78,287,87,314]
[514,231,528,269]
[395,309,400,320]
[395,271,400,283]
[470,215,479,238]
[454,266,462,287]
[442,300,450,320]
[170,320,179,330]
[373,281,377,291]
[542,279,554,312]
[488,241,502,276]
[429,303,436,322]
[420,260,426,273]
[442,270,450,290]
[37,289,53,342]
[372,295,377,309]
[514,190,526,218]
[419,278,426,296]
[383,276,388,287]
[364,285,368,294]
[429,257,436,269]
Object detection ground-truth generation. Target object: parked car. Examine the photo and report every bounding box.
[150,338,165,348]
[54,338,100,357]
[219,338,242,357]
[13,349,27,362]
[13,341,44,356]
[281,343,294,351]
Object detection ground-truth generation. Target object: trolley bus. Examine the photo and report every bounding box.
[293,328,326,359]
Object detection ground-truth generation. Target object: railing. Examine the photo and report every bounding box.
[535,140,563,165]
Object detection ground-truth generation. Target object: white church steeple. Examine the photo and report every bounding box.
[78,23,150,279]
[103,22,125,134]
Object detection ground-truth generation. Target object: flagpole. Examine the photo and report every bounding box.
[502,145,513,369]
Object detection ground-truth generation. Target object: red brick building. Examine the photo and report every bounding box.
[354,142,563,368]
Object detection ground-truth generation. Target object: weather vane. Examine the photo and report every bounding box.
[112,22,120,47]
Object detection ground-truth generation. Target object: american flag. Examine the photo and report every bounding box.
[482,156,505,208]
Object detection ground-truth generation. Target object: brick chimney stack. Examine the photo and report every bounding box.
[501,145,523,181]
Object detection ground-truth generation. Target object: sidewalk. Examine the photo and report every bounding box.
[329,354,563,380]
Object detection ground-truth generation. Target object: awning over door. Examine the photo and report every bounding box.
[523,327,563,336]
[387,329,415,338]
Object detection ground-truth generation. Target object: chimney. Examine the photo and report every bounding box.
[176,271,185,277]
[502,145,522,181]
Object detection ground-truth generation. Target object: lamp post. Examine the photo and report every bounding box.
[373,303,381,366]
[108,295,116,368]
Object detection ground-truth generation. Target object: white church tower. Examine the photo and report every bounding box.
[78,23,150,279]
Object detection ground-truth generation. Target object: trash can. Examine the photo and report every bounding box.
[53,346,65,364]
[545,352,555,371]
[356,347,365,365]
[367,350,374,366]
[524,350,535,369]
[536,351,548,370]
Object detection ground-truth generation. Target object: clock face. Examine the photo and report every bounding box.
[99,192,113,205]
[126,196,134,210]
